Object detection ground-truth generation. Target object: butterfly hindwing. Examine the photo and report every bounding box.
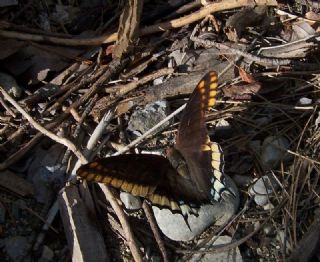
[77,154,201,213]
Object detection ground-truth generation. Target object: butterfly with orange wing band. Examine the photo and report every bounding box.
[77,71,228,216]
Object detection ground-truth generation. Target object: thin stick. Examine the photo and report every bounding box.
[113,104,186,156]
[0,87,88,164]
[142,201,169,262]
[69,108,143,262]
[99,185,143,262]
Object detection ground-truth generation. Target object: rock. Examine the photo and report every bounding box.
[276,230,291,253]
[168,49,195,72]
[315,111,320,129]
[233,175,252,187]
[39,245,54,262]
[11,199,26,220]
[4,236,29,261]
[153,77,164,85]
[214,119,233,138]
[248,140,261,154]
[299,97,312,105]
[249,176,277,207]
[263,203,274,210]
[0,72,22,98]
[27,144,65,203]
[253,195,269,206]
[263,224,275,236]
[189,235,243,262]
[153,176,239,241]
[249,175,275,195]
[261,136,290,169]
[254,117,272,126]
[127,101,171,135]
[0,0,18,7]
[0,202,6,223]
[120,192,142,210]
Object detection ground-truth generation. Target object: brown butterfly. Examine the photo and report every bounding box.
[77,71,227,215]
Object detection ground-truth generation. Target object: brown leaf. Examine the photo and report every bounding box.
[222,82,261,100]
[305,11,320,22]
[105,45,115,56]
[224,6,268,42]
[239,68,256,84]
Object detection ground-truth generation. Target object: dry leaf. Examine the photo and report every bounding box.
[239,68,256,84]
[305,11,320,22]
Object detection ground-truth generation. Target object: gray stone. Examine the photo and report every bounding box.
[263,203,274,210]
[249,176,278,207]
[276,230,291,253]
[39,245,54,262]
[255,117,272,126]
[0,0,18,7]
[169,50,187,67]
[0,202,6,223]
[120,192,142,210]
[27,144,65,203]
[299,97,312,105]
[153,76,164,85]
[0,72,22,98]
[127,101,171,135]
[253,195,269,206]
[189,235,243,262]
[214,119,233,138]
[5,236,29,261]
[263,224,276,236]
[248,140,261,154]
[315,111,320,129]
[11,199,26,220]
[261,136,290,169]
[249,176,273,195]
[233,175,252,187]
[153,176,239,241]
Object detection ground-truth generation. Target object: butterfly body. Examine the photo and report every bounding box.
[77,70,228,215]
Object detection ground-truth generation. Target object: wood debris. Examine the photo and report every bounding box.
[0,0,320,261]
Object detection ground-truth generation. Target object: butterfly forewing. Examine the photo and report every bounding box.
[176,71,218,151]
[175,71,224,201]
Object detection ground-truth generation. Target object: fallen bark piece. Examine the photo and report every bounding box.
[224,6,269,42]
[58,185,110,262]
[113,0,143,58]
[0,170,34,197]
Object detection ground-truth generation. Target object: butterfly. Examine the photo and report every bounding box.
[77,71,227,216]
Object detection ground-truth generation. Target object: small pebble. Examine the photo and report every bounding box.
[120,192,142,210]
[128,101,171,134]
[299,97,312,105]
[153,175,239,241]
[39,245,54,262]
[261,136,290,169]
[0,72,22,98]
[190,235,243,262]
[5,236,29,261]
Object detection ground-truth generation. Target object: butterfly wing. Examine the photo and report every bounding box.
[175,71,225,201]
[77,154,202,213]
